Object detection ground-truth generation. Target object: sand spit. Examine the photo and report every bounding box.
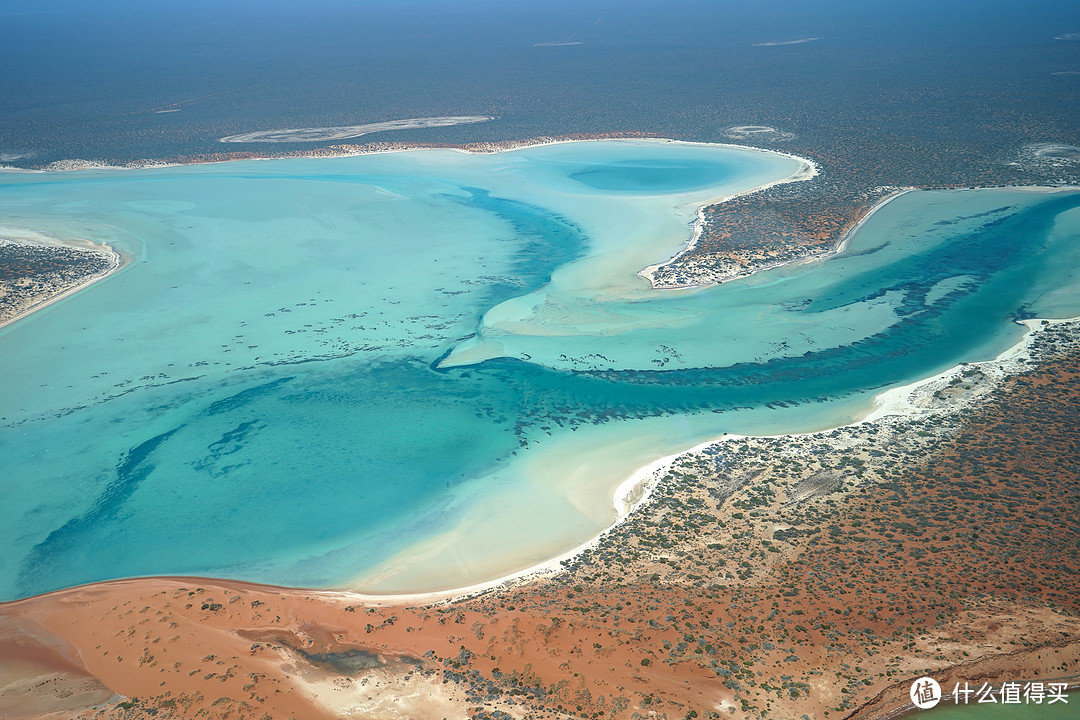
[753,37,822,46]
[0,229,126,331]
[218,115,496,143]
[2,131,667,172]
[822,187,914,257]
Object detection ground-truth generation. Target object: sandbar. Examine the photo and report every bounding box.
[218,115,496,143]
[753,37,822,46]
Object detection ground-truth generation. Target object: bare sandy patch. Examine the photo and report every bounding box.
[219,116,496,143]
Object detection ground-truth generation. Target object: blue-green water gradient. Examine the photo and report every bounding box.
[1,141,1079,600]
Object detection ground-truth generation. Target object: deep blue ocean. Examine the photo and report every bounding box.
[0,0,1077,168]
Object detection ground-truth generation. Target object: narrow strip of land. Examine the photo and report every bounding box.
[218,115,496,143]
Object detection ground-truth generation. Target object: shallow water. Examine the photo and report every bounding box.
[1,141,1079,600]
[915,692,1079,719]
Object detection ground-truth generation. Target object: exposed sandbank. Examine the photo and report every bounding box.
[4,131,800,173]
[753,37,822,46]
[218,115,496,143]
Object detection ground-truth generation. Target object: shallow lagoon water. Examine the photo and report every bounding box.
[1,140,1079,600]
[915,692,1079,720]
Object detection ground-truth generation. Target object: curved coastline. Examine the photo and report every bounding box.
[0,132,813,173]
[362,182,1080,600]
[0,232,128,333]
[2,146,1077,604]
[2,147,1080,719]
[337,313,1080,606]
[637,146,820,290]
[0,137,819,603]
[641,183,911,290]
[6,309,1069,612]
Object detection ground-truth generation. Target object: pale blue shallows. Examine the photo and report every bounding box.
[1,140,1079,600]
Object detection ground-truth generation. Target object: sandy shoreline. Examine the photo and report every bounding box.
[636,149,819,289]
[3,146,1074,609]
[0,132,812,174]
[641,182,1077,293]
[332,183,1080,606]
[0,232,128,333]
[329,312,1080,609]
[832,187,913,254]
[641,183,908,291]
[337,442,704,607]
[3,314,1077,720]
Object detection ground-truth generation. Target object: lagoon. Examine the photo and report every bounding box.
[1,140,1079,601]
[917,693,1079,719]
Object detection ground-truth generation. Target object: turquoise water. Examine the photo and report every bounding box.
[915,692,1079,719]
[1,141,1079,600]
